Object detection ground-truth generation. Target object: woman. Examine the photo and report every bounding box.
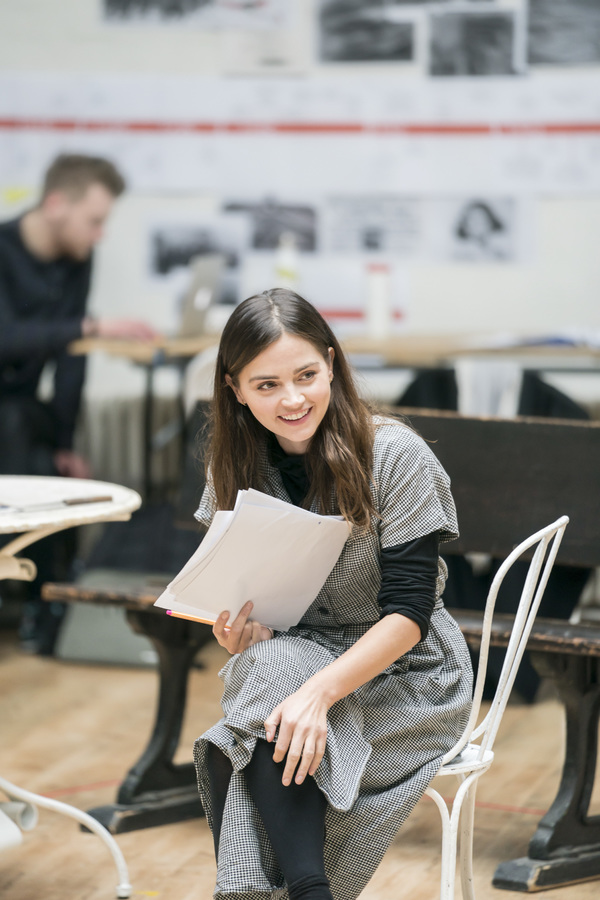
[193,288,472,900]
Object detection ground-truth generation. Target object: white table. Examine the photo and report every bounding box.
[0,476,142,899]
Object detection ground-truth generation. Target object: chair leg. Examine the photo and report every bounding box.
[459,780,479,900]
[427,770,483,900]
[424,785,459,900]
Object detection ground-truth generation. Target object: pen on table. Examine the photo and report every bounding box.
[166,609,230,631]
[0,495,114,513]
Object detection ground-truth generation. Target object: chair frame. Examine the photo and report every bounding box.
[424,515,569,900]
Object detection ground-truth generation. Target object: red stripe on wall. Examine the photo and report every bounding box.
[0,118,599,135]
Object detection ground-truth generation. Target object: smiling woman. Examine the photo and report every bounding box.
[209,289,377,526]
[191,288,473,900]
[225,333,334,455]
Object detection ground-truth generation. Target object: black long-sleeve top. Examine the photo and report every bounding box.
[269,437,440,641]
[0,217,92,449]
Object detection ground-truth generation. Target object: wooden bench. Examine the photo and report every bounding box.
[449,609,600,891]
[43,576,212,833]
[44,410,600,890]
[400,409,600,892]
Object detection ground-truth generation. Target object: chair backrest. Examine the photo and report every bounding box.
[440,515,569,766]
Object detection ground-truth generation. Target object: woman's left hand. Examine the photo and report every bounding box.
[264,684,329,786]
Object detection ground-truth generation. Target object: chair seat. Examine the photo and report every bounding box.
[436,743,494,777]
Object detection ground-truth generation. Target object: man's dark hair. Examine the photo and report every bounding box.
[42,154,126,200]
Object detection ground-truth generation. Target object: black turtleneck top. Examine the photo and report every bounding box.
[268,437,439,641]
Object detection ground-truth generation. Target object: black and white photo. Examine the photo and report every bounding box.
[440,197,520,262]
[528,0,600,66]
[102,0,287,28]
[149,224,238,277]
[224,199,318,252]
[429,8,519,76]
[147,214,250,311]
[322,195,422,256]
[318,0,417,62]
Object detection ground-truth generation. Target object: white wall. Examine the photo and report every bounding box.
[2,1,600,401]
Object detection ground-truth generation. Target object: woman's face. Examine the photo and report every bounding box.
[227,332,334,455]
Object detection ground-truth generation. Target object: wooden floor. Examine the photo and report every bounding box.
[1,629,598,900]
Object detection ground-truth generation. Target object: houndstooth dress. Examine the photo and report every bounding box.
[193,418,473,900]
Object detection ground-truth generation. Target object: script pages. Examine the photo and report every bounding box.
[154,488,351,631]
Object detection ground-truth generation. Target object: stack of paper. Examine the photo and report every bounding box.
[154,489,351,631]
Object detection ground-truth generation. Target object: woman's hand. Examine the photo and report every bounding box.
[213,601,273,655]
[264,684,329,787]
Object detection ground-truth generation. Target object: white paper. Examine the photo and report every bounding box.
[154,489,350,630]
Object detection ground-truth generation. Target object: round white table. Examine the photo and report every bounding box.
[0,476,142,899]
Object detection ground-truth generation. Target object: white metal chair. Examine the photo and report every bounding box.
[0,774,131,897]
[425,515,569,900]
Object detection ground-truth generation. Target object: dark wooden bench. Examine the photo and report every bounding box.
[448,609,600,892]
[43,576,211,833]
[44,410,600,891]
[398,409,600,892]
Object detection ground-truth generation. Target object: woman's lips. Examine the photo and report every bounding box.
[278,408,311,425]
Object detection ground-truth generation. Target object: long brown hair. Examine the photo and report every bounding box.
[206,288,376,527]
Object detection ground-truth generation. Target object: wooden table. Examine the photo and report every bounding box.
[342,335,600,369]
[69,336,218,500]
[0,476,141,899]
[68,335,217,365]
[69,333,600,369]
[69,334,600,499]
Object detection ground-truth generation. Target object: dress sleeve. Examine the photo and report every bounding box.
[194,473,218,530]
[374,422,459,549]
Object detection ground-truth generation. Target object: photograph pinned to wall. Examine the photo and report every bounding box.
[428,1,527,76]
[223,198,319,252]
[220,0,307,74]
[101,0,289,29]
[317,0,422,63]
[322,196,424,257]
[528,0,600,66]
[240,252,410,338]
[322,194,533,263]
[147,213,251,333]
[427,196,533,263]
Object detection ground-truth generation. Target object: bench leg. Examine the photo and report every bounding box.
[86,611,213,834]
[493,652,600,891]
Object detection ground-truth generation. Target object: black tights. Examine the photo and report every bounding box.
[205,740,333,900]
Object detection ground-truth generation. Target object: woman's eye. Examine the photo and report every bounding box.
[300,371,316,381]
[258,381,276,391]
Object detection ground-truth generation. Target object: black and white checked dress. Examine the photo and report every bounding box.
[193,418,473,900]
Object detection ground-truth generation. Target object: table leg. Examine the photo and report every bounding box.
[493,652,600,891]
[143,363,155,501]
[86,612,213,834]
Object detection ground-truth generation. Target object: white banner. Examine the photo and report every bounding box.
[1,72,599,195]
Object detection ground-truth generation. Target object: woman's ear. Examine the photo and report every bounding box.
[327,347,335,380]
[225,374,245,405]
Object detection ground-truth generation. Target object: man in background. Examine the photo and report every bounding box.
[0,153,157,652]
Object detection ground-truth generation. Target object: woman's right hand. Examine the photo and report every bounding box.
[213,601,273,655]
